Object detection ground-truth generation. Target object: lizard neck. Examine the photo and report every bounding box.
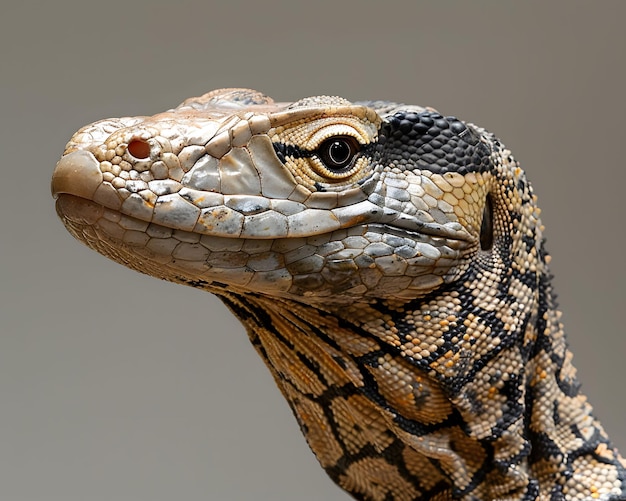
[215,271,625,500]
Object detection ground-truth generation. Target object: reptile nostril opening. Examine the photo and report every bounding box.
[127,138,151,159]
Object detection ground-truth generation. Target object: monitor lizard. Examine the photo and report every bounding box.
[51,88,626,500]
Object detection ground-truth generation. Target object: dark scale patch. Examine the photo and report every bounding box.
[527,429,568,467]
[516,175,529,195]
[300,309,367,357]
[272,142,313,164]
[240,295,277,331]
[569,427,610,461]
[352,351,406,412]
[357,349,393,369]
[374,111,492,175]
[324,437,457,501]
[462,388,488,419]
[392,405,467,439]
[514,269,540,290]
[551,400,561,428]
[521,234,537,253]
[183,278,210,289]
[523,481,541,501]
[381,439,447,497]
[314,381,362,404]
[293,349,335,386]
[552,364,583,398]
[489,374,526,437]
[332,355,348,370]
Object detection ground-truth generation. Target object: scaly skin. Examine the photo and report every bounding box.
[52,88,626,500]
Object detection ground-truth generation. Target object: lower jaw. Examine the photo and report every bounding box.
[54,194,300,296]
[55,195,462,303]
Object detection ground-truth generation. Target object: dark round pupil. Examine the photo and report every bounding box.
[319,136,359,172]
[328,140,351,165]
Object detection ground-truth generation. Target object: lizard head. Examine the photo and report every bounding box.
[52,88,534,305]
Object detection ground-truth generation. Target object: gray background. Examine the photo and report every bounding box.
[1,1,624,500]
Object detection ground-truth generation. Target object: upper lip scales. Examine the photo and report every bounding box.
[51,150,473,245]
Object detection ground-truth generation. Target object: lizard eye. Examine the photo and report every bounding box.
[317,136,360,172]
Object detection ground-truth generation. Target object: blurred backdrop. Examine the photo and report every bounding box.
[1,1,625,499]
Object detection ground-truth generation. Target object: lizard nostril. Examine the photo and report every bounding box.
[127,138,151,159]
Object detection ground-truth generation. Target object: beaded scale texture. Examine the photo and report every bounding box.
[52,88,626,500]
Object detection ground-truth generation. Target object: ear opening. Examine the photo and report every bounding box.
[480,194,494,251]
